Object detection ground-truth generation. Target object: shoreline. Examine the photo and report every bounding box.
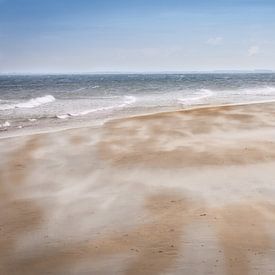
[1,98,275,140]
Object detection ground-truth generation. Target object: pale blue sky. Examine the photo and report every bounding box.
[0,0,275,73]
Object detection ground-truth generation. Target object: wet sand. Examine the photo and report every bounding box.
[1,102,275,274]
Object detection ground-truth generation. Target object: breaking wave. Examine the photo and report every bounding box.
[0,95,56,110]
[0,121,11,128]
[56,96,136,119]
[232,86,275,96]
[178,89,214,105]
[178,86,275,106]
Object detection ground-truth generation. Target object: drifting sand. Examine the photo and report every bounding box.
[1,102,275,274]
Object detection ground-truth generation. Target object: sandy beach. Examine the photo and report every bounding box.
[1,101,275,275]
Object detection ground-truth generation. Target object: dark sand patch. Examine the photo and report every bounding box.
[2,192,200,274]
[98,104,275,168]
[99,134,275,168]
[213,202,275,275]
[2,135,42,185]
[70,135,87,145]
[0,135,44,273]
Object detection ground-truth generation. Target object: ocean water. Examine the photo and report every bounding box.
[1,73,275,136]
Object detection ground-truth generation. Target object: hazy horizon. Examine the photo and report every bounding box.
[1,70,275,76]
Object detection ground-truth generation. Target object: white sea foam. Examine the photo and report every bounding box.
[56,114,71,119]
[0,95,56,110]
[234,86,275,96]
[178,86,275,106]
[0,121,11,128]
[15,95,56,108]
[178,89,214,105]
[72,87,87,92]
[56,95,136,119]
[68,86,99,93]
[0,104,12,111]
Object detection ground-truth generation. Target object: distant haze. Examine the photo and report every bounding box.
[0,0,275,73]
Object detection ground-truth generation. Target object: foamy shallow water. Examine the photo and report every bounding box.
[1,73,275,136]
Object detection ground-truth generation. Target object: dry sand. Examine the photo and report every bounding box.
[1,102,275,274]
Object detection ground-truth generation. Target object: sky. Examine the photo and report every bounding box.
[0,0,275,73]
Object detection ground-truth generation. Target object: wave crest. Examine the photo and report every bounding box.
[57,95,136,119]
[178,89,214,105]
[0,95,56,110]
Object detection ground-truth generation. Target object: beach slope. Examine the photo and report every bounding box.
[1,102,275,274]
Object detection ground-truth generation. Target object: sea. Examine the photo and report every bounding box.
[1,73,275,136]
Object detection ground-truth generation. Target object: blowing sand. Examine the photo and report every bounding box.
[1,102,275,274]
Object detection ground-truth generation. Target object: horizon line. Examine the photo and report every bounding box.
[1,69,275,76]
